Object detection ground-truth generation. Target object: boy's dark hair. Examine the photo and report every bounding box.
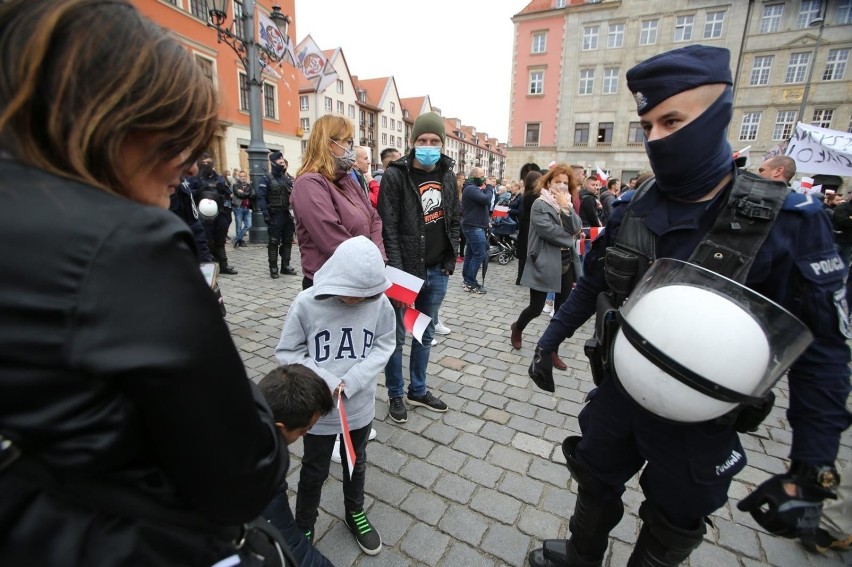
[607,178,620,190]
[258,364,333,429]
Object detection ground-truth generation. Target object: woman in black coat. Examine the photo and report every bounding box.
[516,169,543,285]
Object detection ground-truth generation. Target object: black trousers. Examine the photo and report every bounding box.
[295,423,372,532]
[515,266,575,332]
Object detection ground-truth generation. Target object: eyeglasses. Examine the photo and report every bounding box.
[331,138,354,150]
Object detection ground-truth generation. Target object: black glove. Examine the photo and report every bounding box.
[737,473,835,538]
[529,346,555,392]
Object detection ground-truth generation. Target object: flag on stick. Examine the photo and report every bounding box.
[385,266,423,305]
[595,166,609,184]
[337,389,355,479]
[492,205,509,218]
[403,308,432,345]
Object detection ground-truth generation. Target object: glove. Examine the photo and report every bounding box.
[529,346,555,392]
[737,473,835,538]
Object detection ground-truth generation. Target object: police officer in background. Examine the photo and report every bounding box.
[257,151,296,278]
[188,153,237,275]
[527,45,850,567]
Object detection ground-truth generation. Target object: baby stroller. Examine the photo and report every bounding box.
[488,217,518,266]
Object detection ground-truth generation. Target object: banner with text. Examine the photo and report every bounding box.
[785,123,852,177]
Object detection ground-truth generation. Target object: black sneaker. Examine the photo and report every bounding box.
[388,397,408,423]
[407,391,448,412]
[345,510,382,555]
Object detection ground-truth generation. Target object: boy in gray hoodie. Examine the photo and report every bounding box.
[275,236,395,556]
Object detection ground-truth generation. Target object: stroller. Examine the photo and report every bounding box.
[487,216,518,266]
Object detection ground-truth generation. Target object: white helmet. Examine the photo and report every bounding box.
[612,259,812,422]
[197,198,219,222]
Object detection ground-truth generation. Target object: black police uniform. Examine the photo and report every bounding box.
[257,164,296,278]
[528,45,851,567]
[188,168,236,275]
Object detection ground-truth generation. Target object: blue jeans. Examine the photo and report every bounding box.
[384,265,449,398]
[233,206,252,242]
[461,226,487,288]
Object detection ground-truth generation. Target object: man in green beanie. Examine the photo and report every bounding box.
[376,112,460,424]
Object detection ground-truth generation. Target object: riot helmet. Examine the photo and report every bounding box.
[197,198,218,222]
[611,259,812,422]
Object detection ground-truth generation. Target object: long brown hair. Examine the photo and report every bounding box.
[0,0,219,196]
[297,115,354,181]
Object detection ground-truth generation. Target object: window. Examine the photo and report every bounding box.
[579,69,595,95]
[382,116,387,128]
[525,123,540,147]
[761,4,783,33]
[674,15,694,42]
[263,83,276,118]
[812,108,834,128]
[398,121,402,131]
[336,100,344,114]
[607,23,624,48]
[382,133,387,145]
[390,102,396,113]
[195,55,214,83]
[583,26,599,50]
[639,20,658,45]
[785,52,810,83]
[190,0,207,20]
[750,55,773,86]
[389,135,395,147]
[597,122,613,145]
[390,118,395,130]
[739,112,761,141]
[627,122,644,145]
[574,123,589,145]
[299,95,309,111]
[704,11,725,39]
[336,79,344,94]
[798,0,821,28]
[602,68,619,94]
[238,72,248,111]
[824,49,849,81]
[556,0,566,6]
[300,117,310,132]
[324,96,332,112]
[164,0,177,4]
[348,104,355,118]
[773,110,797,140]
[529,70,544,95]
[532,31,547,53]
[233,1,244,38]
[839,0,852,24]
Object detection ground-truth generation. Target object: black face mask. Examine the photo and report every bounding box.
[271,163,285,176]
[644,86,734,200]
[199,162,214,176]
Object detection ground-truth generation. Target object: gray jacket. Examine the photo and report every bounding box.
[520,198,582,292]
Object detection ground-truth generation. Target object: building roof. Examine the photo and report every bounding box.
[351,76,383,111]
[400,96,427,122]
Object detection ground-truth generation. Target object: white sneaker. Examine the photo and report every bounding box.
[542,301,554,315]
[331,435,341,463]
[434,321,452,335]
[369,428,377,441]
[431,337,438,346]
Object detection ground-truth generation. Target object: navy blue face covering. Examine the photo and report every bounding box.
[645,86,734,201]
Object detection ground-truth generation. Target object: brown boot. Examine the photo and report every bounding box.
[510,322,522,350]
[551,351,568,371]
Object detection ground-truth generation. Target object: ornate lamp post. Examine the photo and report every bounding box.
[207,0,292,244]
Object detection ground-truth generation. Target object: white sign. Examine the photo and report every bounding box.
[785,122,852,177]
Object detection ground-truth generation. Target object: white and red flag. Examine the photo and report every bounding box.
[337,389,356,478]
[492,205,509,219]
[403,308,432,345]
[384,266,423,306]
[595,166,609,185]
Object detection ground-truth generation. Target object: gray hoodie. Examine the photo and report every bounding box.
[275,236,395,435]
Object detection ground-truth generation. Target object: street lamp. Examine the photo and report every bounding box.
[796,11,826,129]
[207,1,292,244]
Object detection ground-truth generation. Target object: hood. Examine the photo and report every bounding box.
[312,236,390,299]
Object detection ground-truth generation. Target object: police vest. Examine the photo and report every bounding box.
[198,177,224,210]
[266,175,290,210]
[603,169,788,302]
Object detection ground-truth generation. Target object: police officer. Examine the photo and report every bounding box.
[527,45,851,567]
[257,151,296,278]
[187,153,237,275]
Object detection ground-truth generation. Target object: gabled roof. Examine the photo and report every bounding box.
[515,0,583,17]
[351,75,382,111]
[357,77,390,108]
[400,96,428,122]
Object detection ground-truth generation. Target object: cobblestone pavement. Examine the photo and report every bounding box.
[218,242,851,567]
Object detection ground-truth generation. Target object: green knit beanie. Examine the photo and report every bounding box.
[411,112,445,145]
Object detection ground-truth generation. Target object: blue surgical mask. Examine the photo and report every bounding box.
[414,146,441,166]
[644,86,734,200]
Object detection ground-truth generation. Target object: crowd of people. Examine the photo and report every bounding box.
[1,2,849,567]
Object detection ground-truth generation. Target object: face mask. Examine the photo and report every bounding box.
[644,86,734,200]
[414,146,441,166]
[552,182,569,194]
[472,176,485,186]
[335,148,356,171]
[199,162,213,176]
[271,163,284,176]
